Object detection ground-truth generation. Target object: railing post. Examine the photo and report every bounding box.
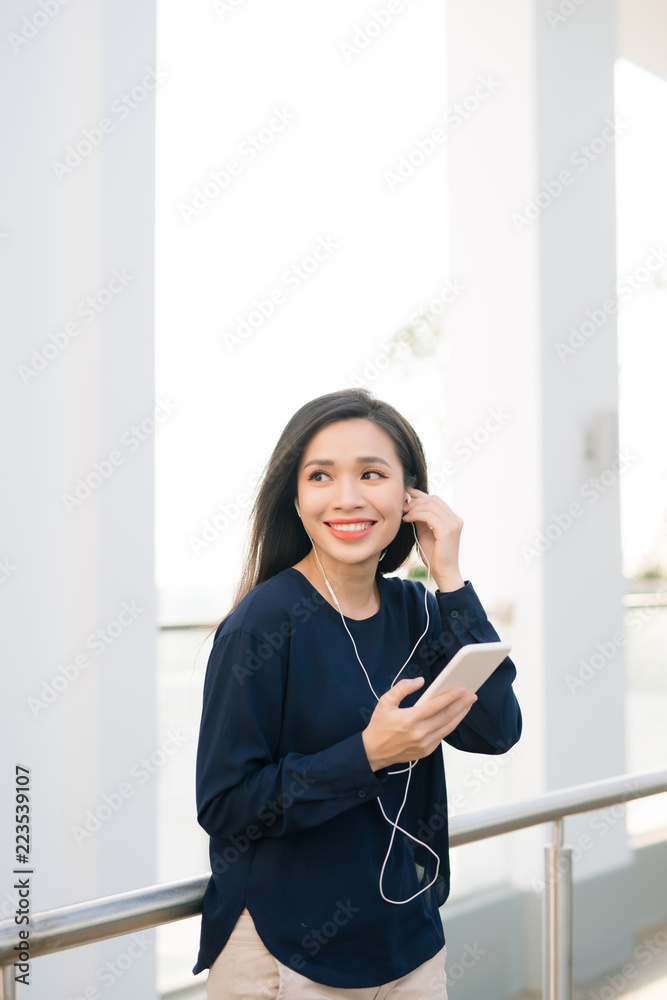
[543,818,573,1000]
[1,966,16,1000]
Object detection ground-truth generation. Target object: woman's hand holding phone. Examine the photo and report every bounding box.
[361,677,477,772]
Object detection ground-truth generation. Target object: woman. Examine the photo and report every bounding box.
[192,387,521,998]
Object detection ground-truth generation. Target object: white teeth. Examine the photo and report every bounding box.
[327,522,374,532]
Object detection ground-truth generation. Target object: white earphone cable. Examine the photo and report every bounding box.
[302,499,442,905]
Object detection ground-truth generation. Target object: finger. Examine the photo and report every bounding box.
[404,503,459,531]
[402,504,450,532]
[407,490,459,517]
[404,492,460,517]
[382,676,424,706]
[424,695,477,741]
[440,693,477,726]
[442,696,477,733]
[411,685,469,717]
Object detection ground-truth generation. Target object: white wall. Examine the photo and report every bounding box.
[444,0,632,958]
[1,3,158,997]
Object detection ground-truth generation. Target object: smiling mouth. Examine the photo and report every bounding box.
[324,521,377,534]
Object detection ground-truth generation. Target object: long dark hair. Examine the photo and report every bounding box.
[199,388,429,641]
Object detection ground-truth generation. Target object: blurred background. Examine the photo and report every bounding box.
[2,0,667,997]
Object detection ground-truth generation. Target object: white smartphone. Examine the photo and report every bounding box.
[415,641,512,706]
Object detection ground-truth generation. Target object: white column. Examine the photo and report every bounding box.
[1,3,158,997]
[445,0,632,975]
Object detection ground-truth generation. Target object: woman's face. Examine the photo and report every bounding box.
[295,418,408,569]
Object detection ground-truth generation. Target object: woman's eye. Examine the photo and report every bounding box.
[306,469,385,482]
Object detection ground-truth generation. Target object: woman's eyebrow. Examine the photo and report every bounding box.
[302,455,392,469]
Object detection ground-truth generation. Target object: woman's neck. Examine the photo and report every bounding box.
[293,551,381,619]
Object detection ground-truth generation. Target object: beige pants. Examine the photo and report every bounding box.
[207,908,448,1000]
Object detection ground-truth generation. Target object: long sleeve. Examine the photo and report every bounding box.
[192,567,513,985]
[425,581,522,755]
[195,627,389,844]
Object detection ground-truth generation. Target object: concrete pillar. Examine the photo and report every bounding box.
[1,2,158,997]
[445,0,632,983]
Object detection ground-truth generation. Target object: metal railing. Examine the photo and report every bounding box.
[2,766,667,1000]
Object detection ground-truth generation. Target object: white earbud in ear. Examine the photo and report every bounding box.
[294,498,301,517]
[405,492,411,504]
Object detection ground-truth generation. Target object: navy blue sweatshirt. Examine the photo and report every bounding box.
[192,567,521,987]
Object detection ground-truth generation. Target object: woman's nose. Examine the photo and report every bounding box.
[335,481,365,507]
